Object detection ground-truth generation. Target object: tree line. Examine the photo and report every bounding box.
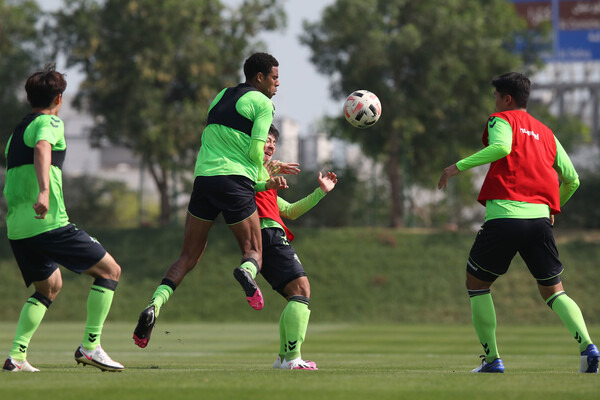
[0,0,592,229]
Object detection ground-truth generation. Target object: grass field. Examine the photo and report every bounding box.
[3,226,600,325]
[0,322,598,400]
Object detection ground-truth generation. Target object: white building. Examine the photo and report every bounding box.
[272,117,300,164]
[59,96,146,191]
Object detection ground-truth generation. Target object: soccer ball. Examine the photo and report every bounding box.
[343,90,382,128]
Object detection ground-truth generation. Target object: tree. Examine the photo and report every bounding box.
[0,0,48,225]
[301,0,539,227]
[48,0,285,225]
[282,164,386,228]
[63,175,147,228]
[0,0,46,166]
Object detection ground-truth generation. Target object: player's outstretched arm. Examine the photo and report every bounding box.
[265,160,300,176]
[318,171,338,194]
[278,171,337,220]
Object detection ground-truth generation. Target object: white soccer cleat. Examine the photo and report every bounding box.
[280,357,318,370]
[3,356,40,372]
[273,355,283,369]
[74,344,124,372]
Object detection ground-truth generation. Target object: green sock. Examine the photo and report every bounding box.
[547,292,592,352]
[83,285,115,351]
[278,306,288,361]
[283,298,311,361]
[469,291,499,363]
[9,297,48,361]
[240,261,258,279]
[148,284,174,317]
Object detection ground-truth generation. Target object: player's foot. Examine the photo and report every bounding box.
[471,356,504,373]
[233,267,264,310]
[273,355,283,369]
[133,305,156,348]
[580,344,600,373]
[280,357,318,370]
[74,345,124,372]
[2,356,39,372]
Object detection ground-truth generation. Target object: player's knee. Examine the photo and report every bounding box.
[45,281,63,299]
[34,270,63,300]
[111,262,122,281]
[103,255,121,281]
[51,278,63,292]
[285,278,310,298]
[89,253,121,281]
[537,276,563,302]
[298,281,310,298]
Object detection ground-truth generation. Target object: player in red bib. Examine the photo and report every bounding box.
[438,72,598,373]
[257,125,337,370]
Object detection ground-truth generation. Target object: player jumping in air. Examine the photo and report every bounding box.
[133,53,279,348]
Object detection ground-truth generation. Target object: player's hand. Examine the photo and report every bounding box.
[33,190,50,219]
[264,160,278,176]
[266,176,289,190]
[277,161,300,175]
[550,214,554,226]
[319,171,338,194]
[437,164,460,190]
[264,160,300,176]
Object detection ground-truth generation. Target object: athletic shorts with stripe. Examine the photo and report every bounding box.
[9,223,107,287]
[260,227,306,297]
[466,218,563,286]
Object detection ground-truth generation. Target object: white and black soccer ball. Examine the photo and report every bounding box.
[343,90,382,129]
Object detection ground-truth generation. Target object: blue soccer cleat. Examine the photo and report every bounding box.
[580,344,599,373]
[471,355,505,373]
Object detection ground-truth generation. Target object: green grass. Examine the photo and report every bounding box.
[2,226,600,324]
[0,322,598,400]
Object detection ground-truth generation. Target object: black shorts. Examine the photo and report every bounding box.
[260,228,306,297]
[188,175,257,225]
[467,218,563,285]
[9,224,107,287]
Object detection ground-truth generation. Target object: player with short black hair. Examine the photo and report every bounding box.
[438,72,598,373]
[490,72,530,109]
[3,64,124,372]
[133,53,280,348]
[244,52,279,82]
[259,125,337,370]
